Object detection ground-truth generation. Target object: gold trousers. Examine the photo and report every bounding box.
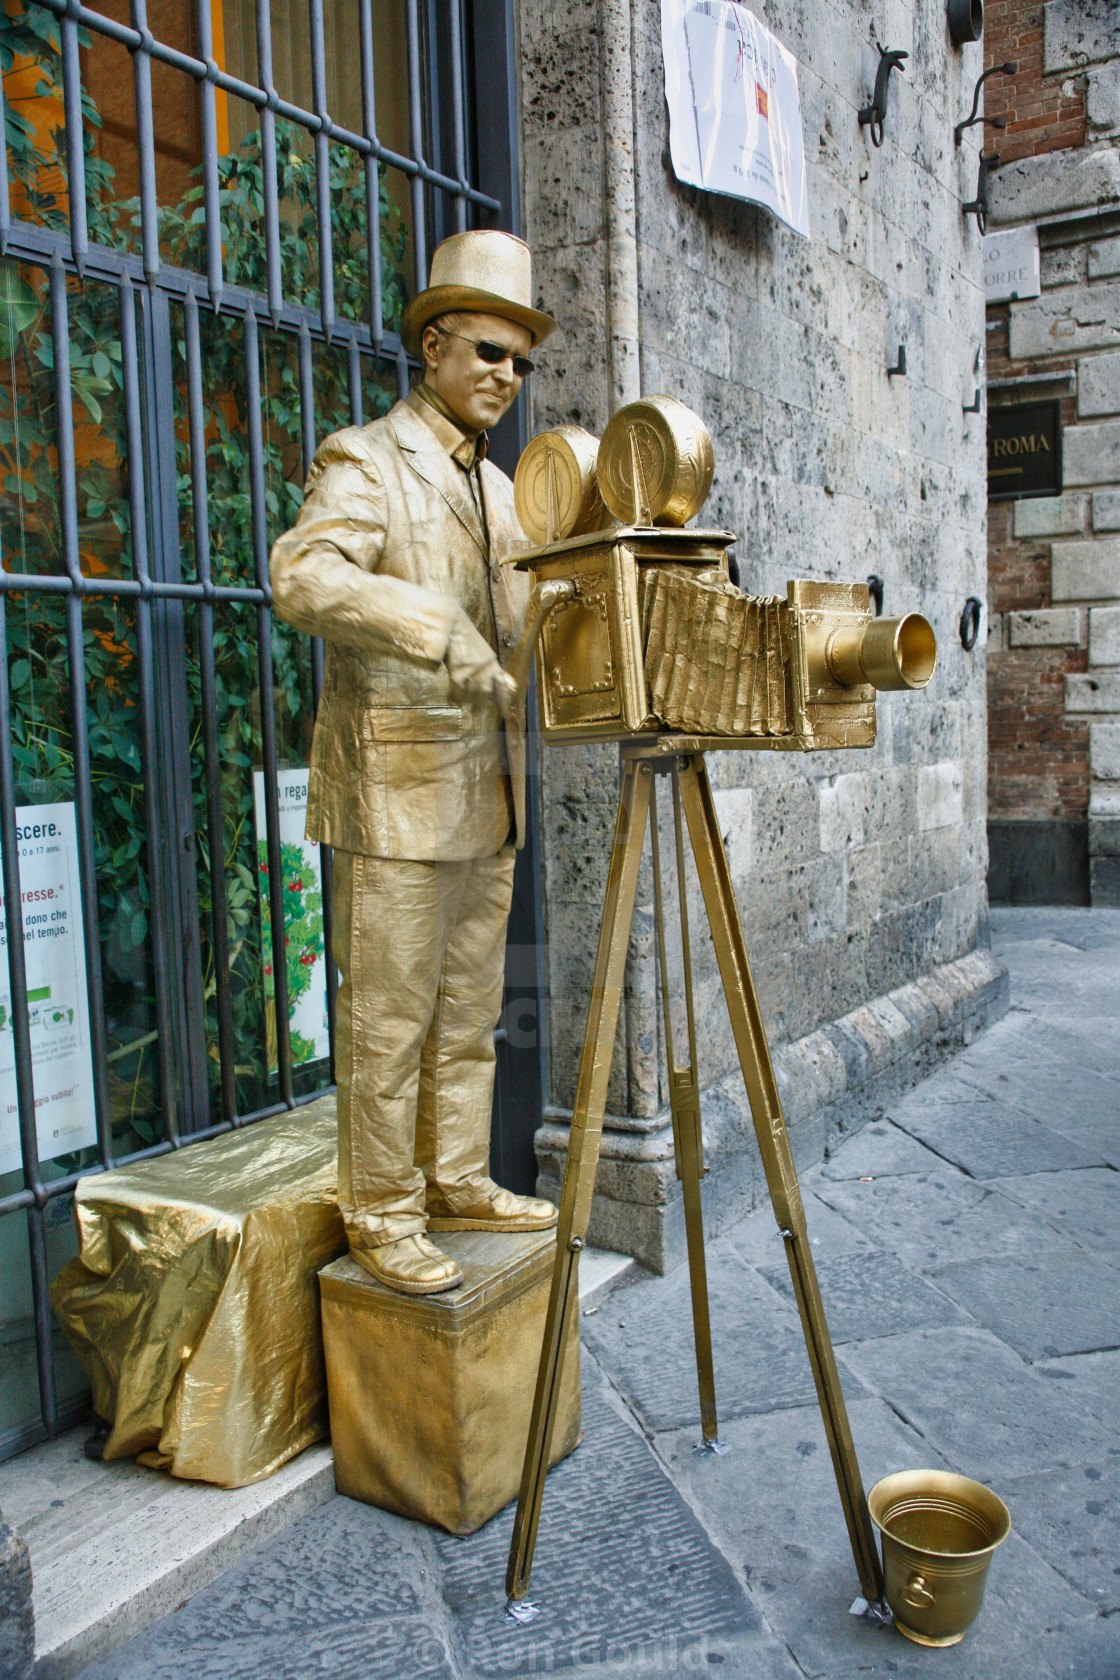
[332,846,516,1246]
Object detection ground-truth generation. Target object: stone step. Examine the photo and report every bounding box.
[0,1246,635,1680]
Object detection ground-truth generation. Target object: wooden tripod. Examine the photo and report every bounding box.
[505,738,886,1610]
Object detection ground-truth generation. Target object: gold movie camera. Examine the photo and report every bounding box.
[502,399,937,1623]
[505,393,936,745]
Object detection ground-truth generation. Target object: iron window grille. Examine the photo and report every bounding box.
[0,0,502,1456]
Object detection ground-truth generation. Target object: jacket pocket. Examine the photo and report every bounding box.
[363,706,463,742]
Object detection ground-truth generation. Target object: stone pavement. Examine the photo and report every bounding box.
[75,910,1120,1680]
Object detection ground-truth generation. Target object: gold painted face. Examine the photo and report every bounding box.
[421,311,533,434]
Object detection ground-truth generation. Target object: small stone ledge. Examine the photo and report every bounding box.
[0,1505,34,1680]
[535,946,1009,1273]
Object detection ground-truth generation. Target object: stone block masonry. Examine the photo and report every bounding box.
[519,0,998,1255]
[0,1504,33,1680]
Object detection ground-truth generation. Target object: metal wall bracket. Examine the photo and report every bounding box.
[960,597,982,651]
[867,574,884,616]
[955,62,1016,146]
[962,152,1000,234]
[963,389,982,414]
[887,345,907,379]
[858,45,908,148]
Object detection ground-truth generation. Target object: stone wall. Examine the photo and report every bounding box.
[987,0,1120,907]
[516,0,1000,1265]
[0,1503,34,1680]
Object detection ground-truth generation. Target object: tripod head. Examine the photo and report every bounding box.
[503,400,936,751]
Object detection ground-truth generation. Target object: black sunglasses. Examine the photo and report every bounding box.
[435,326,535,377]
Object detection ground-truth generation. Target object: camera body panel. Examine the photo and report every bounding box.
[506,528,879,752]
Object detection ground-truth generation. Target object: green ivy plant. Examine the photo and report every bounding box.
[0,9,405,1155]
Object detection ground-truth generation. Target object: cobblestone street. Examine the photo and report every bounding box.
[77,909,1120,1680]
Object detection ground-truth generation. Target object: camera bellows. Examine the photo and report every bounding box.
[642,570,790,736]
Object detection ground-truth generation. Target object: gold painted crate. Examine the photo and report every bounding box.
[320,1229,581,1535]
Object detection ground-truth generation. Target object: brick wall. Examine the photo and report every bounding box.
[984,0,1086,163]
[985,0,1120,904]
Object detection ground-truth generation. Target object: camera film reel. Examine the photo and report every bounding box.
[597,395,714,528]
[514,425,606,545]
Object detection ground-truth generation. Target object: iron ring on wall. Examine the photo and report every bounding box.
[959,597,982,651]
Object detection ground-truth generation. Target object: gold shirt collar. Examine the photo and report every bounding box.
[409,383,489,470]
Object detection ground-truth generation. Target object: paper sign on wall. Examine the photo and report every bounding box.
[252,770,329,1073]
[662,0,810,238]
[0,802,97,1177]
[982,226,1040,303]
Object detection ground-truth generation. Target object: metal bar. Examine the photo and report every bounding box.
[48,255,112,1167]
[26,1206,58,1434]
[118,273,179,1151]
[255,0,284,320]
[666,764,718,1446]
[296,328,336,1073]
[0,595,44,1210]
[648,784,680,1153]
[357,0,383,349]
[26,0,502,207]
[144,284,209,1138]
[0,582,57,1433]
[396,344,410,401]
[195,0,224,309]
[448,0,468,234]
[185,289,238,1126]
[243,306,294,1102]
[405,0,428,289]
[676,753,884,1605]
[347,333,363,425]
[297,323,316,473]
[0,219,420,356]
[506,754,653,1603]
[59,14,88,276]
[307,0,336,340]
[130,0,161,285]
[648,775,718,1445]
[0,67,11,255]
[0,571,267,602]
[672,773,702,1170]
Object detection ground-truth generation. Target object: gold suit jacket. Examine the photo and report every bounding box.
[270,398,530,861]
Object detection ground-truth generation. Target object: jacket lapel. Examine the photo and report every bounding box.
[388,403,487,557]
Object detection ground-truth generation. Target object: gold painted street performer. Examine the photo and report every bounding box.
[271,231,558,1296]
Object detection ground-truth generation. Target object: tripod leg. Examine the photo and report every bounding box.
[677,754,885,1605]
[505,753,654,1605]
[650,775,720,1448]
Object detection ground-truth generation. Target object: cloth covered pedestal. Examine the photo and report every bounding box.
[51,1098,345,1487]
[320,1229,582,1534]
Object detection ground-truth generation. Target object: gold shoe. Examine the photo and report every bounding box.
[350,1234,464,1295]
[427,1181,559,1233]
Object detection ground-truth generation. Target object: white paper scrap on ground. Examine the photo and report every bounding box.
[0,801,96,1175]
[662,0,810,238]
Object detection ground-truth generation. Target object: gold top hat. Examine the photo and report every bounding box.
[400,231,556,357]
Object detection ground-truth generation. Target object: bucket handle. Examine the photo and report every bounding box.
[902,1574,936,1609]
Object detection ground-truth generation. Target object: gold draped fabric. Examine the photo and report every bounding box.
[51,1098,346,1487]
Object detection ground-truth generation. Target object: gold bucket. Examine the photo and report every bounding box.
[868,1471,1011,1647]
